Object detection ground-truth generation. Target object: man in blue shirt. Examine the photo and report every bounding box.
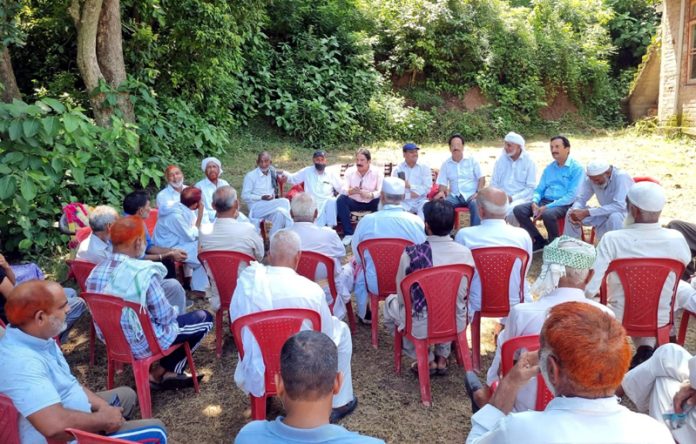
[513,135,584,251]
[234,330,384,444]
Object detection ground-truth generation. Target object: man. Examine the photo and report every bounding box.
[199,186,264,311]
[455,187,533,319]
[195,156,230,224]
[337,148,383,245]
[383,199,474,375]
[666,219,696,279]
[0,280,168,443]
[76,205,119,264]
[391,142,433,219]
[434,133,485,226]
[153,187,208,293]
[156,165,188,216]
[348,177,426,323]
[282,150,342,227]
[235,331,383,443]
[86,216,213,389]
[513,135,584,251]
[230,230,357,422]
[242,151,292,237]
[466,302,673,443]
[490,132,537,225]
[287,193,350,319]
[585,181,691,366]
[621,343,696,443]
[564,161,634,240]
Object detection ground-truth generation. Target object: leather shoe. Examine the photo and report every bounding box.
[330,397,358,423]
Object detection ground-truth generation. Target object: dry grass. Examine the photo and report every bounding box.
[61,130,696,443]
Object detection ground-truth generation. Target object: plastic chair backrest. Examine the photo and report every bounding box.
[75,227,93,244]
[0,394,20,444]
[500,334,554,411]
[296,251,338,310]
[599,258,684,333]
[399,264,474,340]
[633,176,660,184]
[82,292,165,362]
[471,247,529,316]
[357,238,414,297]
[67,259,97,293]
[66,428,133,444]
[232,308,321,393]
[198,250,254,309]
[144,209,158,237]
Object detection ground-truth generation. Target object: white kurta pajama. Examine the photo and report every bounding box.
[490,149,537,225]
[76,233,112,264]
[195,177,230,225]
[391,161,433,218]
[242,167,292,236]
[156,184,188,217]
[285,166,342,227]
[230,264,354,408]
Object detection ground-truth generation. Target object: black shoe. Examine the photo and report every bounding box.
[629,346,654,369]
[532,238,548,253]
[359,307,372,325]
[464,371,483,413]
[330,396,358,423]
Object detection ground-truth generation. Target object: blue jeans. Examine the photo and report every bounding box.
[445,194,481,226]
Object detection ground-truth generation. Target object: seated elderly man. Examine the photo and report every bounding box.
[242,151,292,237]
[466,302,673,443]
[87,216,213,389]
[383,200,473,375]
[156,164,188,216]
[76,205,119,264]
[391,143,433,219]
[282,150,342,227]
[0,280,168,443]
[620,343,696,443]
[230,230,357,422]
[490,132,537,225]
[564,161,634,241]
[235,331,383,443]
[667,219,696,279]
[586,181,691,367]
[455,187,533,320]
[195,156,252,225]
[347,177,426,324]
[199,186,264,311]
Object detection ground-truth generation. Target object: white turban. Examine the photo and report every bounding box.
[627,181,665,212]
[531,235,596,298]
[504,132,525,150]
[586,161,610,176]
[201,157,223,174]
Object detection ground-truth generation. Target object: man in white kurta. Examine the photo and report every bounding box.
[230,230,356,416]
[76,205,118,264]
[622,343,696,443]
[490,132,536,226]
[455,187,533,319]
[195,156,231,225]
[585,182,691,352]
[564,161,634,240]
[391,143,433,219]
[282,150,342,227]
[242,152,292,236]
[349,177,426,321]
[156,165,189,217]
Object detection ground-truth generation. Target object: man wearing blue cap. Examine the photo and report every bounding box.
[391,143,433,219]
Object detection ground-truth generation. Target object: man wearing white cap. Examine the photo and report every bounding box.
[391,143,433,219]
[490,132,537,225]
[585,181,691,367]
[564,162,633,241]
[242,151,292,237]
[195,156,230,225]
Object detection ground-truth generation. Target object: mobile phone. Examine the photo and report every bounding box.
[397,172,406,180]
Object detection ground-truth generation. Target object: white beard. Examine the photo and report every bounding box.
[49,314,67,337]
[170,180,184,190]
[539,348,557,396]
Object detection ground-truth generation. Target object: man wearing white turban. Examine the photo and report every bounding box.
[490,132,537,226]
[585,182,691,367]
[564,161,634,241]
[195,157,230,225]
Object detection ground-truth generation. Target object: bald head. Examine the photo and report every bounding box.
[6,281,67,338]
[477,187,508,219]
[269,229,301,269]
[212,185,239,216]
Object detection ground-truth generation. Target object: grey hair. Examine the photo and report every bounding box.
[383,192,404,204]
[212,186,237,212]
[564,266,591,283]
[477,193,508,218]
[89,205,119,232]
[290,192,317,222]
[270,229,301,260]
[281,331,338,400]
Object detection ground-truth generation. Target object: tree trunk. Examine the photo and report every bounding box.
[0,47,21,103]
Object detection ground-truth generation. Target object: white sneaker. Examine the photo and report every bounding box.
[342,235,353,246]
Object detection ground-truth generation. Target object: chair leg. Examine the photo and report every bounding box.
[251,395,267,420]
[370,295,379,349]
[677,311,692,346]
[89,323,96,367]
[107,359,115,390]
[346,301,357,334]
[184,343,200,394]
[471,313,481,372]
[456,330,473,371]
[414,340,432,407]
[394,328,403,374]
[215,309,223,358]
[133,362,153,419]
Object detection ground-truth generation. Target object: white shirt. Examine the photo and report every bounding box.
[152,202,198,260]
[242,167,275,207]
[585,223,691,325]
[490,150,536,203]
[285,166,341,208]
[350,205,426,257]
[289,222,345,273]
[199,217,264,262]
[76,233,111,264]
[195,177,230,223]
[436,155,482,199]
[156,184,188,217]
[570,167,633,217]
[455,219,533,313]
[391,161,432,207]
[467,396,673,443]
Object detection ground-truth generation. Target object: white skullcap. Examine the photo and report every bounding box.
[383,177,405,195]
[201,157,223,174]
[627,181,665,212]
[504,132,525,149]
[531,235,596,298]
[586,160,610,176]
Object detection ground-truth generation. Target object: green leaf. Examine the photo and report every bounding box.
[41,98,66,113]
[64,114,80,133]
[72,167,85,184]
[23,118,39,138]
[8,120,21,140]
[0,176,16,199]
[51,157,64,173]
[18,239,32,251]
[41,116,58,137]
[20,176,37,201]
[4,151,24,164]
[0,164,10,174]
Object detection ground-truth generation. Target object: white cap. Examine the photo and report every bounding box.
[382,177,405,195]
[201,157,222,173]
[627,181,665,212]
[504,132,525,149]
[586,161,610,176]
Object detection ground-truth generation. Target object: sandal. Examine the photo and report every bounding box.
[410,361,436,377]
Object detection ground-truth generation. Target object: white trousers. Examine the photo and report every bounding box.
[162,278,186,313]
[249,199,292,236]
[316,197,338,227]
[563,210,625,241]
[331,317,355,408]
[676,280,696,313]
[505,199,531,227]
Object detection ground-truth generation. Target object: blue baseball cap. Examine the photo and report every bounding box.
[402,143,419,152]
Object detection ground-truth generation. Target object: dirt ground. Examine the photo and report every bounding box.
[61,131,696,443]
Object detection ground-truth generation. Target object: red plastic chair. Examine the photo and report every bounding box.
[232,308,321,420]
[296,250,356,333]
[470,246,530,372]
[144,209,158,237]
[395,264,475,406]
[678,310,696,345]
[599,258,684,345]
[0,393,20,444]
[500,335,554,411]
[67,259,98,366]
[75,226,93,243]
[81,292,200,419]
[65,428,133,443]
[357,238,415,348]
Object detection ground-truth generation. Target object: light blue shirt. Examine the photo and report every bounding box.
[235,417,385,444]
[436,156,482,200]
[0,327,91,444]
[570,167,634,217]
[532,156,584,208]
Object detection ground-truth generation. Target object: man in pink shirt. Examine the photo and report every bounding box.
[337,148,383,245]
